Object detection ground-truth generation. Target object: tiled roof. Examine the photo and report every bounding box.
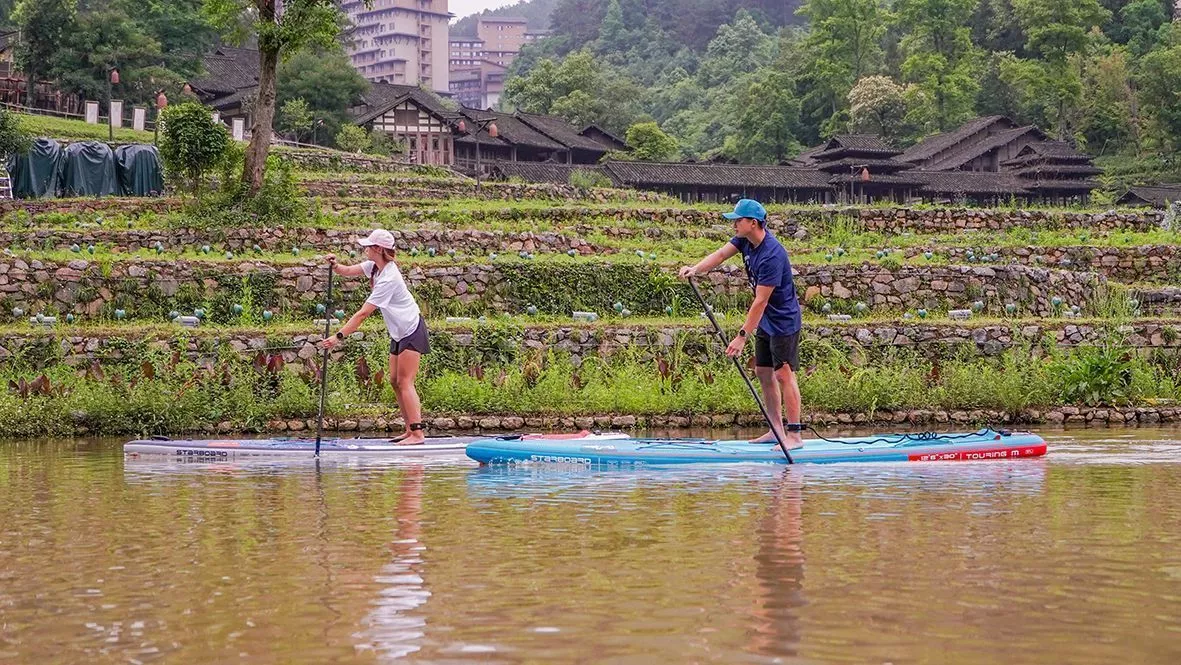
[352,82,453,125]
[600,161,832,189]
[1117,184,1181,207]
[911,171,1029,195]
[581,125,628,151]
[1002,141,1094,167]
[190,47,261,110]
[456,107,565,150]
[899,116,1012,164]
[1022,179,1101,191]
[491,162,604,184]
[924,126,1043,171]
[813,157,914,173]
[812,134,901,159]
[828,173,924,186]
[515,112,611,152]
[1013,164,1103,177]
[787,143,827,166]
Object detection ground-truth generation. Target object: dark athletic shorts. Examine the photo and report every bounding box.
[390,317,430,356]
[754,329,800,372]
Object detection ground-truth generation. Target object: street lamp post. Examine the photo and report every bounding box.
[107,67,120,141]
[154,91,168,145]
[456,116,499,190]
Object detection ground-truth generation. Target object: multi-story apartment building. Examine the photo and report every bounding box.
[448,17,547,109]
[341,0,451,94]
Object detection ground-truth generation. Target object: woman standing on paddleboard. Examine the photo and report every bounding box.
[319,229,430,445]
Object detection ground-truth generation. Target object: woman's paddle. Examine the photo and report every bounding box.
[314,263,335,457]
[688,276,794,464]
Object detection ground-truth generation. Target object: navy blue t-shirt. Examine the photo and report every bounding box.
[730,232,801,336]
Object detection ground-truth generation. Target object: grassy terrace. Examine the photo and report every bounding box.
[1,128,1179,435]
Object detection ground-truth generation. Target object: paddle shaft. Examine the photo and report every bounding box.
[688,277,794,464]
[314,263,335,457]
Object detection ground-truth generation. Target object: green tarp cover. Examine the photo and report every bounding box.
[60,141,119,197]
[7,138,64,199]
[114,144,164,196]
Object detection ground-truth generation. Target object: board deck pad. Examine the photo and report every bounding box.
[124,431,626,459]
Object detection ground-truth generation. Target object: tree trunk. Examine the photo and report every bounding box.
[243,46,279,194]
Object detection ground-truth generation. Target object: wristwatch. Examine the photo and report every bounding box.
[335,331,345,341]
[737,329,748,338]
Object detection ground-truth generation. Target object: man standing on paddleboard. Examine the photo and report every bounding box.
[678,199,803,449]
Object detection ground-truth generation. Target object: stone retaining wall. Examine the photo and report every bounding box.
[98,406,1181,436]
[302,179,665,203]
[4,321,1177,368]
[784,206,1166,234]
[275,147,412,173]
[2,227,610,256]
[0,198,179,218]
[905,245,1181,284]
[0,258,1105,321]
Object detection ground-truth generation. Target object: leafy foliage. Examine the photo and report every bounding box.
[158,102,231,195]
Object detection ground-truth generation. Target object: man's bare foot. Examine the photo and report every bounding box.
[750,430,778,443]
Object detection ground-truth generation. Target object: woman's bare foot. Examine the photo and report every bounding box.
[750,430,778,443]
[397,432,426,445]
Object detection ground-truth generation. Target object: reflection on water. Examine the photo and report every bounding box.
[0,429,1179,664]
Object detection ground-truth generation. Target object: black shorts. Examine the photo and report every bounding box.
[390,317,430,356]
[754,329,800,371]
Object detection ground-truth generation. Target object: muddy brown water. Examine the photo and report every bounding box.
[1,427,1179,664]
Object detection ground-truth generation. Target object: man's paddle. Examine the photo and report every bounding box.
[688,276,794,464]
[314,263,335,457]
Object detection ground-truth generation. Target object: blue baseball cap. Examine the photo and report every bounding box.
[723,199,767,223]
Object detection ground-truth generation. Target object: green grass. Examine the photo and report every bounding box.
[18,113,157,144]
[0,336,1176,437]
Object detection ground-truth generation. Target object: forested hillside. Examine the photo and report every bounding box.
[451,0,559,36]
[503,0,1181,174]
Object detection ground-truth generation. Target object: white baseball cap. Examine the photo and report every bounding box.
[356,229,395,249]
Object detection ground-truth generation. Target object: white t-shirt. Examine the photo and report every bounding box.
[361,260,421,340]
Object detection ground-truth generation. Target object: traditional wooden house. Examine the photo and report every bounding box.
[597,161,833,204]
[188,46,261,122]
[1117,184,1181,208]
[1001,141,1103,205]
[809,134,924,203]
[351,82,457,165]
[514,112,614,164]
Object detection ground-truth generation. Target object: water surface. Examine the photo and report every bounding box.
[1,428,1179,664]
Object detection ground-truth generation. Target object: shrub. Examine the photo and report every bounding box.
[569,169,613,189]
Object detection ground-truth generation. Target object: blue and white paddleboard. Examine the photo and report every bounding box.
[466,429,1048,466]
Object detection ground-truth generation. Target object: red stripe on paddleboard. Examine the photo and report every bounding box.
[908,443,1047,462]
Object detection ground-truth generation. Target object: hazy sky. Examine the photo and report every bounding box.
[449,0,526,22]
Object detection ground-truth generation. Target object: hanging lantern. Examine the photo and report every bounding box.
[182,82,192,94]
[860,167,871,182]
[156,91,168,110]
[457,119,467,133]
[109,68,120,85]
[488,122,499,138]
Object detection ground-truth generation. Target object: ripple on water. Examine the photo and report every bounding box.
[0,429,1178,664]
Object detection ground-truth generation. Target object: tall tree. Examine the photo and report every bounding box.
[1138,24,1181,151]
[1011,0,1110,136]
[203,0,364,194]
[895,0,981,133]
[12,0,76,106]
[797,0,888,136]
[277,46,369,147]
[724,68,802,163]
